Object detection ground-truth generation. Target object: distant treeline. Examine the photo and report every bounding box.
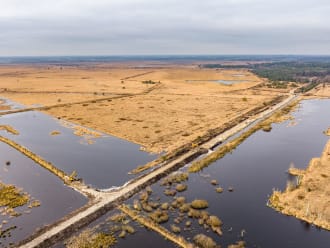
[202,61,330,84]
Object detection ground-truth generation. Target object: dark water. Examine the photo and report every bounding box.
[123,99,330,248]
[0,142,87,247]
[0,111,157,189]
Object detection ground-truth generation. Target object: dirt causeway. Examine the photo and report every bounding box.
[0,64,288,153]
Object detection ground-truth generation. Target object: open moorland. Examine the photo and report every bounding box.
[0,64,290,153]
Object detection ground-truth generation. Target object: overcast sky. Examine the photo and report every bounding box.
[0,0,329,56]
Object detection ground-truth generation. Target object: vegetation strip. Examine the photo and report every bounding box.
[0,135,75,183]
[0,125,19,135]
[189,100,299,173]
[119,205,195,248]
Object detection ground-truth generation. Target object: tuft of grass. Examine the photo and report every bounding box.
[66,229,116,248]
[0,125,19,135]
[191,199,209,209]
[122,225,135,234]
[149,210,169,224]
[228,241,246,248]
[193,234,217,248]
[161,202,169,210]
[0,182,29,209]
[170,224,181,233]
[210,180,218,185]
[29,200,41,208]
[215,187,223,193]
[50,130,61,136]
[164,189,176,197]
[175,184,187,192]
[161,172,189,186]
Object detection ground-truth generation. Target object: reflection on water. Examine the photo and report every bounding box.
[124,99,330,248]
[0,111,157,189]
[2,99,330,248]
[0,142,87,247]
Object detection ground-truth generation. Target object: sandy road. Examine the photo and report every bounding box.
[17,92,298,248]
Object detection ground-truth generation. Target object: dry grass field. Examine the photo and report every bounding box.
[305,84,330,98]
[0,64,285,153]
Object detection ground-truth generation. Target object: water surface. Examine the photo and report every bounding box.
[126,99,330,248]
[0,111,157,189]
[0,142,87,247]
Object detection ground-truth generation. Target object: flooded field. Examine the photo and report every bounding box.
[61,99,330,248]
[0,142,87,247]
[0,111,157,189]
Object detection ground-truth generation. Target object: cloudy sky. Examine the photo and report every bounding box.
[0,0,329,56]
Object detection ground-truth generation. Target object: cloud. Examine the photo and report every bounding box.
[0,0,329,55]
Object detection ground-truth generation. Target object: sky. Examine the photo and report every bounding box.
[0,0,329,56]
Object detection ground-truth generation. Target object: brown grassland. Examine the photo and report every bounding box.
[0,64,287,153]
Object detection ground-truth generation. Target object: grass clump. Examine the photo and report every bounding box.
[66,229,116,248]
[0,125,19,135]
[175,184,187,192]
[191,199,209,209]
[193,234,217,248]
[149,210,169,224]
[122,225,135,234]
[207,215,223,235]
[170,224,181,233]
[215,187,223,193]
[0,182,29,209]
[50,130,61,136]
[164,189,176,196]
[160,202,169,210]
[28,200,41,208]
[211,180,218,185]
[228,241,246,248]
[324,127,330,136]
[109,213,127,223]
[161,172,189,186]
